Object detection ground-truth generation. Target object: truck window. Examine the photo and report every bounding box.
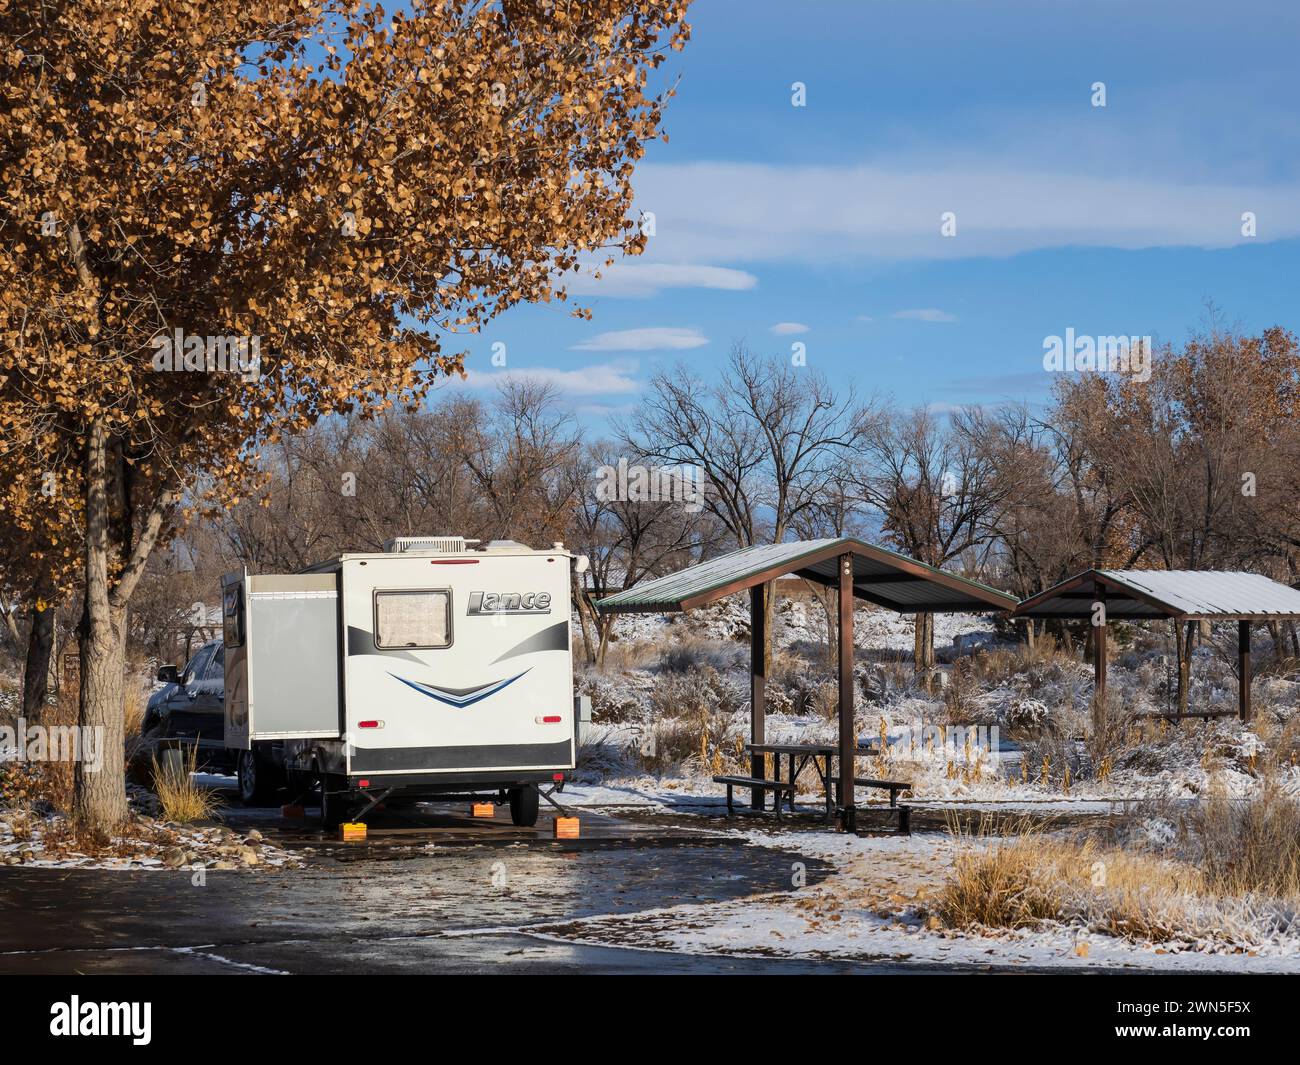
[204,644,225,680]
[183,645,214,682]
[374,589,452,649]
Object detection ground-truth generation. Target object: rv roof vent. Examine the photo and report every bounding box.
[478,539,531,552]
[382,536,476,554]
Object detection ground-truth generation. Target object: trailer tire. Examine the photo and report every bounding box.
[320,774,349,830]
[237,748,280,807]
[508,785,539,827]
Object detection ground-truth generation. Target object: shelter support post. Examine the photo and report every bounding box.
[1239,620,1251,723]
[750,583,766,810]
[1094,585,1107,711]
[837,553,856,831]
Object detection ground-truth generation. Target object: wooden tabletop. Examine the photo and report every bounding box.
[744,742,883,756]
[744,742,835,755]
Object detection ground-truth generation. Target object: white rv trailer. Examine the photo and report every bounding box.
[221,536,579,827]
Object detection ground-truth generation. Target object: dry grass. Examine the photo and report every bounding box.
[935,805,1300,948]
[124,679,147,741]
[598,638,661,673]
[1183,779,1300,900]
[151,745,219,824]
[937,816,1203,942]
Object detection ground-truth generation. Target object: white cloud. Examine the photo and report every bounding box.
[769,321,809,335]
[893,308,958,323]
[629,160,1300,263]
[560,262,758,298]
[855,315,875,323]
[571,327,708,352]
[454,359,641,396]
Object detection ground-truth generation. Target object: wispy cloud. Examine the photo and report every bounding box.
[571,327,708,352]
[893,308,958,323]
[560,262,758,298]
[769,321,809,335]
[940,371,1053,396]
[454,359,641,396]
[855,315,875,323]
[631,160,1300,263]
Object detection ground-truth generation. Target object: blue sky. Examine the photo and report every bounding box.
[440,0,1300,424]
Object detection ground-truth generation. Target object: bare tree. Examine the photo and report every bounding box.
[624,344,867,666]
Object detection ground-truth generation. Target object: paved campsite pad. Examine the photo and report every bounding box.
[0,806,850,974]
[0,797,1146,973]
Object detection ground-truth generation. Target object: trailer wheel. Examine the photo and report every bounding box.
[508,785,539,827]
[237,749,279,807]
[320,773,349,830]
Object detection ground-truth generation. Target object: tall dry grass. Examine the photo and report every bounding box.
[151,745,218,824]
[935,802,1300,948]
[1183,779,1300,900]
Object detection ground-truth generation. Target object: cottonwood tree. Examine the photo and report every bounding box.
[0,0,690,830]
[569,440,714,666]
[1104,327,1300,710]
[623,344,865,667]
[854,405,1009,673]
[0,414,81,721]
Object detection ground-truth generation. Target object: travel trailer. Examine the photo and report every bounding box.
[220,537,581,827]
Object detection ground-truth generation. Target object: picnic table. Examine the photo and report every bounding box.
[711,742,909,830]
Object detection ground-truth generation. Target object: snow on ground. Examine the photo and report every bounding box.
[0,770,304,871]
[516,826,1300,972]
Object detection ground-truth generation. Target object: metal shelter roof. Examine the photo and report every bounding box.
[594,537,1017,615]
[1012,569,1300,621]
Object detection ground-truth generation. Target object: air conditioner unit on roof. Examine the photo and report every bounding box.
[382,536,475,554]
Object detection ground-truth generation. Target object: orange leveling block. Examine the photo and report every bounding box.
[339,822,367,842]
[553,816,581,839]
[472,802,495,818]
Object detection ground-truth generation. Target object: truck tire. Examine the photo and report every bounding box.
[320,773,349,829]
[509,785,539,827]
[237,748,279,806]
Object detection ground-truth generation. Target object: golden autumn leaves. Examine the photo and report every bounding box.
[0,0,691,827]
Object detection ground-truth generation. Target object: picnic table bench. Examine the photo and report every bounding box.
[712,774,798,819]
[828,774,913,834]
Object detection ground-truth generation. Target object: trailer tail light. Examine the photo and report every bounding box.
[358,779,370,788]
[553,773,564,781]
[358,720,382,729]
[537,715,562,724]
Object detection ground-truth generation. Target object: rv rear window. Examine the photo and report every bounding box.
[222,585,244,648]
[374,590,452,649]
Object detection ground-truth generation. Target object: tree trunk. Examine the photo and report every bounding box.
[596,614,614,670]
[1174,619,1195,718]
[822,586,837,667]
[76,419,130,830]
[762,579,775,675]
[1267,620,1282,663]
[912,611,935,673]
[22,597,55,723]
[571,572,595,666]
[1,604,20,653]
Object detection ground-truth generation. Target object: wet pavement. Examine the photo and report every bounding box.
[0,800,863,974]
[0,794,1128,974]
